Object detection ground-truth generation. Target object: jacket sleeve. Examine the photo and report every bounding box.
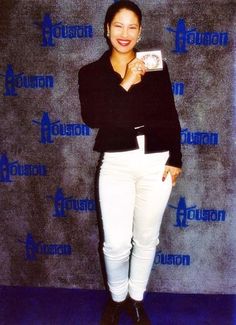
[78,65,136,129]
[146,62,182,168]
[163,62,182,168]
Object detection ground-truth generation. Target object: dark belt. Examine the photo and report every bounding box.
[134,126,145,136]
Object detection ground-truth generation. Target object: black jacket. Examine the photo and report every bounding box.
[78,50,182,168]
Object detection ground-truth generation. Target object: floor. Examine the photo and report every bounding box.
[0,286,235,325]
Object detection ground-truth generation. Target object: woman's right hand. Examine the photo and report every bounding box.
[120,58,146,91]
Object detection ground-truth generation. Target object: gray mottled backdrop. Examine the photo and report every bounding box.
[0,0,235,294]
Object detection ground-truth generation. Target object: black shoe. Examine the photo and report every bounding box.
[100,298,125,325]
[125,297,151,325]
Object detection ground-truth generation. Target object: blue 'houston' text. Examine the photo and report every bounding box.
[47,188,96,217]
[36,14,93,47]
[0,64,53,96]
[19,233,72,261]
[169,197,226,228]
[166,18,228,53]
[32,112,91,144]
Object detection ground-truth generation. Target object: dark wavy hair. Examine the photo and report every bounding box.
[104,0,142,42]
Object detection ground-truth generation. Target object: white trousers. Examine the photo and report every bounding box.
[99,136,172,302]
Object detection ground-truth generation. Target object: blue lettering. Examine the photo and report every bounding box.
[24,233,38,261]
[202,32,211,45]
[219,32,228,46]
[153,251,191,266]
[33,112,91,144]
[38,14,93,47]
[218,210,226,221]
[166,19,229,53]
[53,26,61,38]
[48,188,96,217]
[181,129,219,145]
[182,255,191,266]
[1,64,54,96]
[0,154,47,182]
[22,233,72,260]
[169,197,227,228]
[172,82,184,96]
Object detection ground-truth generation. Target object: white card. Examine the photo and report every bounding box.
[136,50,163,71]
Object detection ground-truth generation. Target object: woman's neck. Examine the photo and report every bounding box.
[110,50,135,78]
[111,49,135,64]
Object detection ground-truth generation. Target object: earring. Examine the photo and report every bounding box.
[107,31,110,38]
[137,35,142,43]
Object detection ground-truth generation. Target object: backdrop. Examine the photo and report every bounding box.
[0,0,235,294]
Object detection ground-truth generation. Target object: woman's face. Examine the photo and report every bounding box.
[107,8,141,55]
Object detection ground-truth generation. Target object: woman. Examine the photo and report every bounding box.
[78,1,182,324]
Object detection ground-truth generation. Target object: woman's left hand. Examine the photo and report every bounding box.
[162,165,182,186]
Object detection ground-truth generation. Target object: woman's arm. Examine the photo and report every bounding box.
[159,62,182,169]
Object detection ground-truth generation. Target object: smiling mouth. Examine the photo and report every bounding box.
[117,39,132,46]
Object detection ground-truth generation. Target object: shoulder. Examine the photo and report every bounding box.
[79,60,100,76]
[79,51,109,79]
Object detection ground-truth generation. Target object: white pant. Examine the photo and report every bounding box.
[99,136,172,302]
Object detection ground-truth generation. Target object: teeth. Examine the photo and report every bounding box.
[118,40,130,46]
